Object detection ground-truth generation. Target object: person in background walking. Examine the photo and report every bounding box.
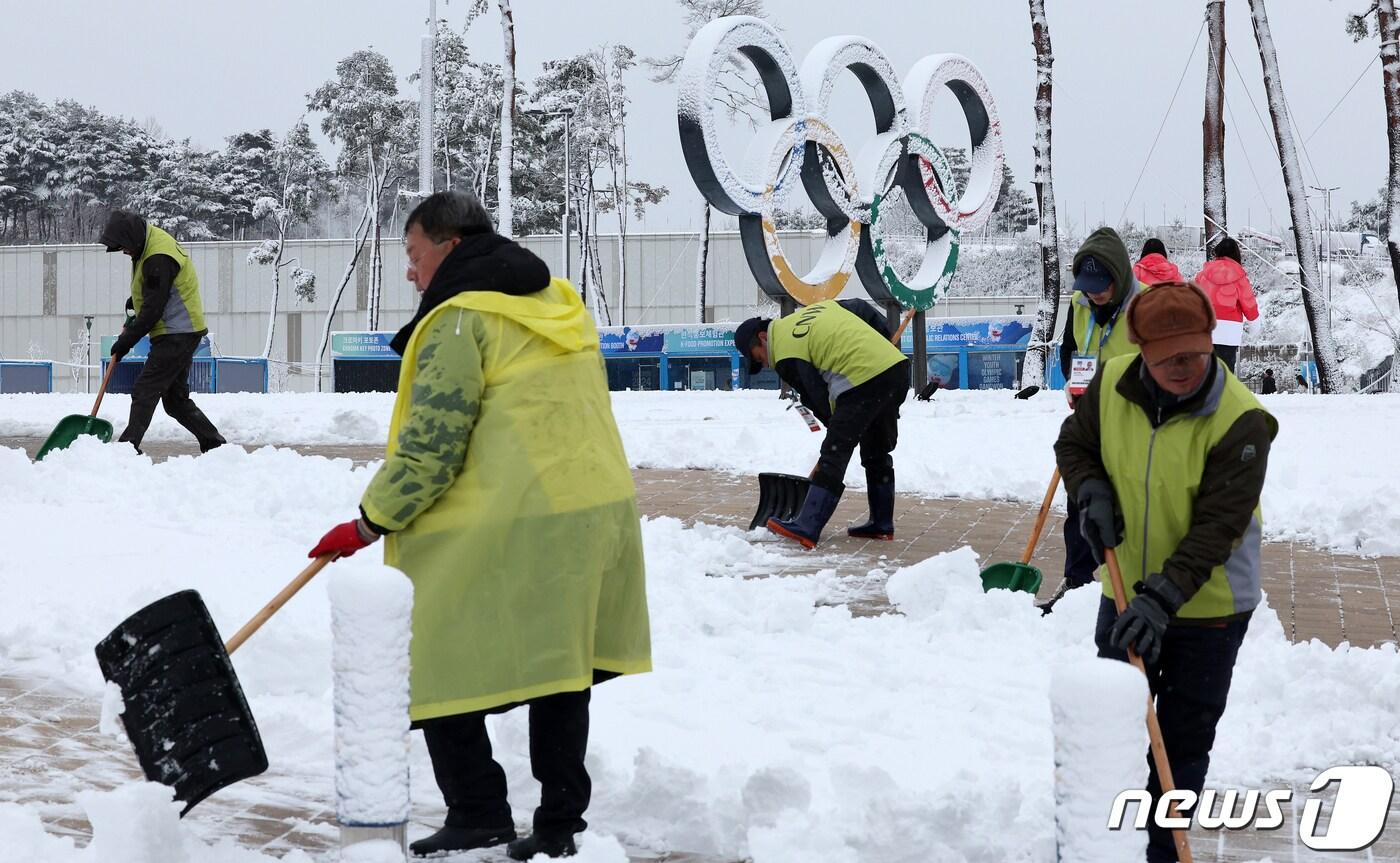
[1133,237,1182,287]
[97,210,225,455]
[1261,368,1277,394]
[1193,237,1259,371]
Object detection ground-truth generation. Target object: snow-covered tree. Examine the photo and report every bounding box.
[1345,0,1400,314]
[246,121,331,359]
[1249,0,1341,391]
[1021,0,1062,390]
[307,48,413,331]
[1204,0,1227,248]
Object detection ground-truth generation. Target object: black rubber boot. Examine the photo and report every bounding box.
[507,831,578,860]
[766,483,842,550]
[410,824,516,857]
[847,480,896,540]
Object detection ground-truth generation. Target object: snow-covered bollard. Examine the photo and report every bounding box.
[329,565,414,859]
[1051,658,1149,862]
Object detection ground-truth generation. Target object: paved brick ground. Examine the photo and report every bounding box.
[5,437,1398,860]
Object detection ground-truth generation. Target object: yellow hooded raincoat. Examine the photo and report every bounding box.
[361,277,652,722]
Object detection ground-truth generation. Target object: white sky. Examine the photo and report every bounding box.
[2,0,1388,237]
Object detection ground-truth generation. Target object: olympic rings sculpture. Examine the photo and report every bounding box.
[677,16,1004,310]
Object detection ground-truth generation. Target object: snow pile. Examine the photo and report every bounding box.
[0,441,1396,861]
[0,784,315,863]
[336,840,401,863]
[1050,659,1148,863]
[329,566,413,828]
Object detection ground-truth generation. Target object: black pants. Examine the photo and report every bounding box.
[1213,344,1238,372]
[1062,497,1099,588]
[421,688,591,836]
[119,332,225,452]
[1095,597,1250,862]
[812,360,910,493]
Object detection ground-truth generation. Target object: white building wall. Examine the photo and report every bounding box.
[0,233,1055,392]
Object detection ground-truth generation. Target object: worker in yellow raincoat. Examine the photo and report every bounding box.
[310,191,651,861]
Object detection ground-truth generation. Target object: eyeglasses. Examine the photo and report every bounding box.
[1148,352,1212,371]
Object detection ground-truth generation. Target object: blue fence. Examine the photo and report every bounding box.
[0,361,53,393]
[97,334,269,393]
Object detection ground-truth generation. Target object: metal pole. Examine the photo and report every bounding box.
[84,315,93,394]
[419,0,436,198]
[563,110,572,283]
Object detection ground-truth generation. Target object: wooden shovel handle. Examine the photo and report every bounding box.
[890,309,917,344]
[224,555,337,655]
[1105,548,1193,863]
[1019,467,1061,564]
[91,357,119,417]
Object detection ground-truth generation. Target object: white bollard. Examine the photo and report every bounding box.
[1051,657,1150,862]
[329,565,414,860]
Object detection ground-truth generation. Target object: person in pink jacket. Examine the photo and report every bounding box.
[1193,236,1258,370]
[1133,237,1182,286]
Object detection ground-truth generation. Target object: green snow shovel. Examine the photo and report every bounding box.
[979,467,1059,594]
[35,358,119,460]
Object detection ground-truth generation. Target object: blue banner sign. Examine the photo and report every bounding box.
[330,332,399,359]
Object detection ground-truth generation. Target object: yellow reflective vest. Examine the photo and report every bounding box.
[131,225,206,336]
[1096,355,1277,618]
[361,277,652,721]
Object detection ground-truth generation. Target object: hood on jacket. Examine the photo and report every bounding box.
[98,210,146,256]
[390,229,552,355]
[1072,227,1135,307]
[452,277,599,354]
[1133,253,1183,286]
[1195,257,1248,290]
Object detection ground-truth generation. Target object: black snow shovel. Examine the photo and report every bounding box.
[95,554,336,815]
[749,472,811,531]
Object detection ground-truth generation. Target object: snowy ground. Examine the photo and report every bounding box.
[1,391,1398,861]
[6,387,1400,554]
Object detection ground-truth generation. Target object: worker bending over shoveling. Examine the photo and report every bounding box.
[1054,280,1275,863]
[734,299,910,549]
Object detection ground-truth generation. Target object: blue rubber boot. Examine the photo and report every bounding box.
[767,483,842,549]
[847,480,896,540]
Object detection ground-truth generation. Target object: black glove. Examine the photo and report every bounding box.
[111,329,138,361]
[1109,574,1187,664]
[1076,478,1123,565]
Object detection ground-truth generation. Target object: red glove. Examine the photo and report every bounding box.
[309,519,378,559]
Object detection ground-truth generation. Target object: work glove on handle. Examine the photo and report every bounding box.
[1109,574,1187,665]
[309,518,380,559]
[1076,478,1124,566]
[110,329,139,361]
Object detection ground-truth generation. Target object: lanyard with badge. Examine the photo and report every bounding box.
[1068,304,1122,398]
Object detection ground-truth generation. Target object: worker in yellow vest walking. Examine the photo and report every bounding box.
[1055,281,1276,863]
[98,210,225,454]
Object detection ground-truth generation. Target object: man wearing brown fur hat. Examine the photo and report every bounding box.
[1054,280,1277,863]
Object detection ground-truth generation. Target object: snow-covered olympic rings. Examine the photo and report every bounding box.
[677,16,1004,310]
